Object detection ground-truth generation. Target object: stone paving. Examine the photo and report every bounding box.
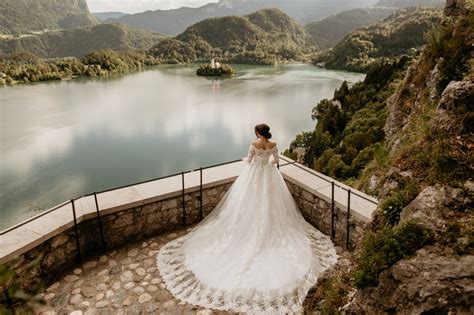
[36,226,237,315]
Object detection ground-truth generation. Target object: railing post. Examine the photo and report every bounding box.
[331,181,335,240]
[181,172,186,226]
[71,199,81,263]
[93,192,107,251]
[346,189,351,250]
[199,167,203,221]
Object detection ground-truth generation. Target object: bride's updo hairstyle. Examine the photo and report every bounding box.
[255,123,272,139]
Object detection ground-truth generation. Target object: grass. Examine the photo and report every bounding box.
[304,271,352,314]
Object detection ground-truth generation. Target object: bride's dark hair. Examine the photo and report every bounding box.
[255,123,272,139]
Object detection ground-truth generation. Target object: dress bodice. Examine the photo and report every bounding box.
[244,143,279,165]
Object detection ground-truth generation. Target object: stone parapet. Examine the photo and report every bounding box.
[0,157,378,287]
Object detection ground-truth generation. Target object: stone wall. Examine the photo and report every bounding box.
[7,182,233,288]
[286,181,365,249]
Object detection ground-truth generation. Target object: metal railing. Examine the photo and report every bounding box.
[278,156,379,249]
[1,156,378,262]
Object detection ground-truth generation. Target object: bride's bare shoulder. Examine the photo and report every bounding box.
[252,139,277,150]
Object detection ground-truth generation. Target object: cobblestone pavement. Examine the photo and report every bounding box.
[36,226,237,315]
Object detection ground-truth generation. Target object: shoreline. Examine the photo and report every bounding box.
[1,60,360,88]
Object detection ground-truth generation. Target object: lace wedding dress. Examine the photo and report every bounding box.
[156,143,337,314]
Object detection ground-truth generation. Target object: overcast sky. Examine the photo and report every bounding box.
[87,0,219,13]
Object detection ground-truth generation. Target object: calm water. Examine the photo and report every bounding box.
[0,64,364,230]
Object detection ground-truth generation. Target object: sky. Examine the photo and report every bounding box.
[87,0,219,13]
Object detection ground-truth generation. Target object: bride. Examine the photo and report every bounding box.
[156,123,337,314]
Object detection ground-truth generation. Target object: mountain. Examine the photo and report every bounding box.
[106,0,378,36]
[376,0,445,7]
[148,8,315,64]
[0,0,99,35]
[305,8,396,49]
[92,12,126,21]
[0,24,166,58]
[316,7,443,72]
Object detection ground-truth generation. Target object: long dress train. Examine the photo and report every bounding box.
[156,144,337,314]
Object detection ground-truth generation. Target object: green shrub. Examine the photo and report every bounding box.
[0,254,45,313]
[304,269,353,314]
[353,221,432,288]
[351,143,378,174]
[282,149,297,161]
[380,181,420,226]
[439,220,474,256]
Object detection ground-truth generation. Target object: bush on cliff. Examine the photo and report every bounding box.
[353,221,432,288]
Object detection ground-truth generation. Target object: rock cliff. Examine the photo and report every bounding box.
[304,0,473,313]
[346,0,474,313]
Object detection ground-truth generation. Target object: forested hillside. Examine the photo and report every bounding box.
[0,24,166,58]
[0,0,99,35]
[0,49,161,85]
[305,8,396,49]
[315,7,443,72]
[149,8,315,65]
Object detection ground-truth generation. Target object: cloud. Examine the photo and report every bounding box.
[87,0,219,13]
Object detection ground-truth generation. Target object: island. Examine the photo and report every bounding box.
[196,59,235,77]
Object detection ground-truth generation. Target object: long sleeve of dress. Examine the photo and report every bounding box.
[272,145,279,165]
[243,144,255,163]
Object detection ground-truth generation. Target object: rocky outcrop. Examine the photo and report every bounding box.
[430,78,474,133]
[437,79,474,112]
[347,245,474,314]
[384,0,472,151]
[400,183,473,230]
[383,53,433,151]
[445,0,469,16]
[303,253,355,313]
[427,59,442,101]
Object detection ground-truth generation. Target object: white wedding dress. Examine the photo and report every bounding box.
[156,143,337,314]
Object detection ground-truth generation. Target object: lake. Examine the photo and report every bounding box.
[0,64,364,230]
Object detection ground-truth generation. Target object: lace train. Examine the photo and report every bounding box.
[157,227,337,314]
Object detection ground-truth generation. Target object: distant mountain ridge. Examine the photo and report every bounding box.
[376,0,445,7]
[0,0,99,35]
[92,12,126,21]
[106,0,378,35]
[149,8,315,64]
[0,24,166,58]
[305,8,396,49]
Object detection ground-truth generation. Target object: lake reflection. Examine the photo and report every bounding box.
[0,64,364,229]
